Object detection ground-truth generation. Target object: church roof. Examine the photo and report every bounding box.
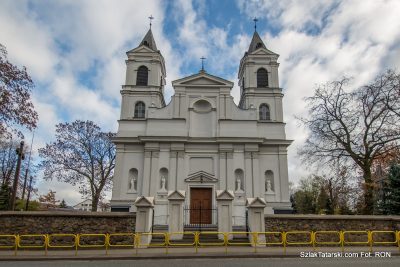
[139,29,158,51]
[248,31,267,53]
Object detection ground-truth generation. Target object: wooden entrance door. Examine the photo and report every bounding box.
[190,188,212,224]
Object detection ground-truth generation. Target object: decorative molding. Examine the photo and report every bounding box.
[184,171,218,183]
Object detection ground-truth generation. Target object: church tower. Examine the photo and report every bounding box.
[120,26,166,120]
[238,24,284,123]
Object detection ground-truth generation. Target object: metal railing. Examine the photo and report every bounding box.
[0,230,399,255]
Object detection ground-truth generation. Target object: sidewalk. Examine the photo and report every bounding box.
[0,246,399,261]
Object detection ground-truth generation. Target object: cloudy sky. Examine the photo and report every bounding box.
[1,0,400,206]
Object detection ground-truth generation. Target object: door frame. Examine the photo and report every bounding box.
[186,183,216,225]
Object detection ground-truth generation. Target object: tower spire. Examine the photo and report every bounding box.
[200,56,206,72]
[148,15,154,29]
[253,17,258,32]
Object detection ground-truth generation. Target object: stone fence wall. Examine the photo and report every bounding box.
[265,214,400,243]
[265,214,400,232]
[0,211,136,235]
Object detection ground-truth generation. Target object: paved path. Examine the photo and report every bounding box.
[0,246,398,261]
[1,257,400,267]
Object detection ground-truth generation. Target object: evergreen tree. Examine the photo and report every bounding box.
[59,199,67,208]
[381,164,400,215]
[0,184,11,210]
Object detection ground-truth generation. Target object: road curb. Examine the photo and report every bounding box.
[1,253,399,261]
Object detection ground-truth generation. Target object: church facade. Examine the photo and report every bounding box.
[110,26,292,227]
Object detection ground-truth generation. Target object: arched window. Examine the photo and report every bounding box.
[136,66,148,86]
[257,68,268,87]
[256,42,263,49]
[259,104,270,121]
[143,41,149,47]
[134,101,145,118]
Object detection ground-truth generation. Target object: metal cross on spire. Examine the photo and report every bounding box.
[200,56,206,71]
[149,15,154,29]
[253,17,258,31]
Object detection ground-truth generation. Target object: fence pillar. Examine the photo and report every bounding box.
[216,190,234,240]
[167,190,186,240]
[246,197,267,246]
[134,196,155,245]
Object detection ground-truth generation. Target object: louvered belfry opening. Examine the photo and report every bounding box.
[136,66,148,86]
[134,101,145,118]
[259,103,270,120]
[257,68,268,87]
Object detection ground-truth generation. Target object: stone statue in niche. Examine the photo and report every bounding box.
[266,179,274,193]
[235,174,244,193]
[160,175,167,192]
[129,177,137,192]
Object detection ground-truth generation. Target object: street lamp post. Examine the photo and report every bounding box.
[10,141,25,211]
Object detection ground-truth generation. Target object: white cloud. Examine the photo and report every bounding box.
[236,0,400,185]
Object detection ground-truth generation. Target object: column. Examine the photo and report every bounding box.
[167,190,186,240]
[142,151,151,196]
[169,151,177,191]
[219,152,227,190]
[176,151,185,190]
[134,196,155,245]
[149,151,159,196]
[244,152,253,197]
[216,190,234,240]
[246,197,267,246]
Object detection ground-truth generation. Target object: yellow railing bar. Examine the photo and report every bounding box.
[370,231,397,245]
[167,232,196,246]
[255,231,284,246]
[0,234,17,249]
[77,233,108,255]
[314,231,341,245]
[285,231,313,245]
[197,231,226,246]
[17,234,48,255]
[225,232,253,246]
[108,233,136,248]
[137,232,167,247]
[342,230,370,245]
[47,234,77,248]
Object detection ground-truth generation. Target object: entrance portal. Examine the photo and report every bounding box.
[190,188,212,224]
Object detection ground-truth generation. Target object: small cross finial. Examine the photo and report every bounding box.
[253,17,258,31]
[149,15,154,29]
[200,56,206,71]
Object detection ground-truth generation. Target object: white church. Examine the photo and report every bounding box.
[110,22,292,230]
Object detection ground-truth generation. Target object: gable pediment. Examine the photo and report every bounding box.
[172,72,233,87]
[134,196,154,207]
[185,171,218,183]
[251,47,279,56]
[246,197,266,208]
[216,190,234,200]
[127,45,156,54]
[167,190,186,200]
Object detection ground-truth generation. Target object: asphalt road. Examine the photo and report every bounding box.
[1,257,399,267]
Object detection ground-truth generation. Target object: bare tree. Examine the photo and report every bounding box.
[298,70,400,214]
[39,120,116,211]
[0,44,38,139]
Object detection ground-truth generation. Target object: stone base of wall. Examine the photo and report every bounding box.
[0,211,136,235]
[265,214,400,231]
[265,214,400,244]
